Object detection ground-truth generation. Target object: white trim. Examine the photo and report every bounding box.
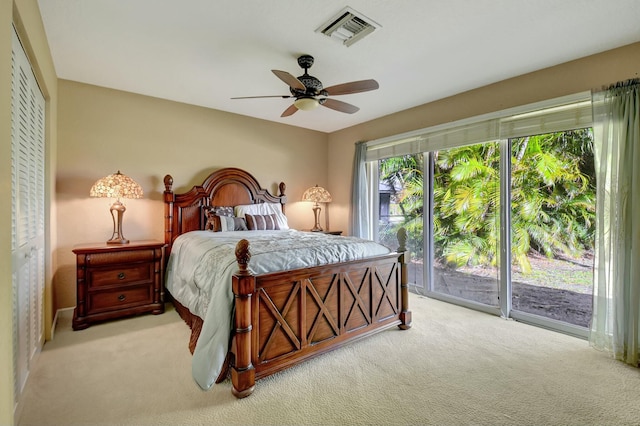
[367,91,592,148]
[51,307,74,340]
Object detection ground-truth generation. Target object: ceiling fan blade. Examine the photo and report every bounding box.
[280,104,298,117]
[272,70,306,91]
[323,79,379,96]
[321,98,360,114]
[231,95,292,99]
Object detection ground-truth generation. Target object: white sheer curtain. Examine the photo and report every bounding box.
[590,79,640,367]
[351,141,370,238]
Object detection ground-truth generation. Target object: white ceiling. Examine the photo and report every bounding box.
[38,0,640,133]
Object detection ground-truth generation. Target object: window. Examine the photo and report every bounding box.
[366,94,595,337]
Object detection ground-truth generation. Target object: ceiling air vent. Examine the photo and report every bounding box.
[316,6,381,47]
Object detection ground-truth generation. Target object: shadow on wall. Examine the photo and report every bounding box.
[56,174,96,199]
[52,256,76,313]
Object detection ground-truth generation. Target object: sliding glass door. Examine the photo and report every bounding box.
[378,155,424,291]
[373,127,595,336]
[430,142,501,310]
[509,130,595,331]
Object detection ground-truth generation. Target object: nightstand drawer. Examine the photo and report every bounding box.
[88,285,153,313]
[86,249,155,266]
[89,263,153,288]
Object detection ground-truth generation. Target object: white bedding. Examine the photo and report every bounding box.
[165,229,391,390]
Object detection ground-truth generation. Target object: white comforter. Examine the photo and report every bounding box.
[165,229,391,390]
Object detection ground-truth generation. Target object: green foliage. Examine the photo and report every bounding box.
[378,155,425,257]
[434,142,501,268]
[378,129,595,271]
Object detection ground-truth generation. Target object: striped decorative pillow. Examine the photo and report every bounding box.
[223,216,248,231]
[245,214,279,230]
[206,215,248,232]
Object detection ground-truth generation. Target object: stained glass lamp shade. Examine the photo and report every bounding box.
[90,171,143,244]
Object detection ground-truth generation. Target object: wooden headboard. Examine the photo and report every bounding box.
[163,167,287,257]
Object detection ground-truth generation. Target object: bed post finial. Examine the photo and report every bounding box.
[397,227,407,252]
[278,182,288,213]
[235,239,251,276]
[164,174,173,192]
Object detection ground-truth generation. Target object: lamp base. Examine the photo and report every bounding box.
[108,200,130,244]
[107,237,129,245]
[311,204,323,232]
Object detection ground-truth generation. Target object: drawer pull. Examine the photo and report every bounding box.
[118,294,126,302]
[117,272,126,280]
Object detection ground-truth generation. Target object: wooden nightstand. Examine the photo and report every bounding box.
[72,240,166,330]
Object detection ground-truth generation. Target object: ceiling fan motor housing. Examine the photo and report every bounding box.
[290,55,324,99]
[294,74,323,93]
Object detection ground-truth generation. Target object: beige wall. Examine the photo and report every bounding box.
[328,42,640,235]
[1,1,58,424]
[55,80,328,310]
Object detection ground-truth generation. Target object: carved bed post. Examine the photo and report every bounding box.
[396,227,412,330]
[278,182,287,214]
[231,239,256,398]
[163,174,175,260]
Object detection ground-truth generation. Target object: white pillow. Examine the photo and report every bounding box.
[235,203,289,230]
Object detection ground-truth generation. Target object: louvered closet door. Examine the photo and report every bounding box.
[10,26,46,401]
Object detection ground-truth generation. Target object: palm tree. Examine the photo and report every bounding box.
[379,129,595,273]
[378,155,424,255]
[433,142,500,267]
[510,131,594,270]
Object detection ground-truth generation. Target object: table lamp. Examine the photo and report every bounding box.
[302,185,332,232]
[90,171,143,244]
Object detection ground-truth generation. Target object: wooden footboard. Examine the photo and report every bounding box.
[229,229,412,398]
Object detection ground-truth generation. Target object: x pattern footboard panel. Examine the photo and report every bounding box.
[374,264,400,320]
[254,260,401,368]
[306,275,340,344]
[258,282,302,359]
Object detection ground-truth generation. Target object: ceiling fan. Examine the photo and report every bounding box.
[231,54,379,117]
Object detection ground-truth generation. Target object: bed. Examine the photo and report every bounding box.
[163,167,412,397]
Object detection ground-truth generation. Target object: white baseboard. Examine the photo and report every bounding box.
[51,307,74,340]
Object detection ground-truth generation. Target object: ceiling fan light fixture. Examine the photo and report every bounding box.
[294,97,320,111]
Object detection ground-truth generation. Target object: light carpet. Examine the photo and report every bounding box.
[18,296,640,426]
